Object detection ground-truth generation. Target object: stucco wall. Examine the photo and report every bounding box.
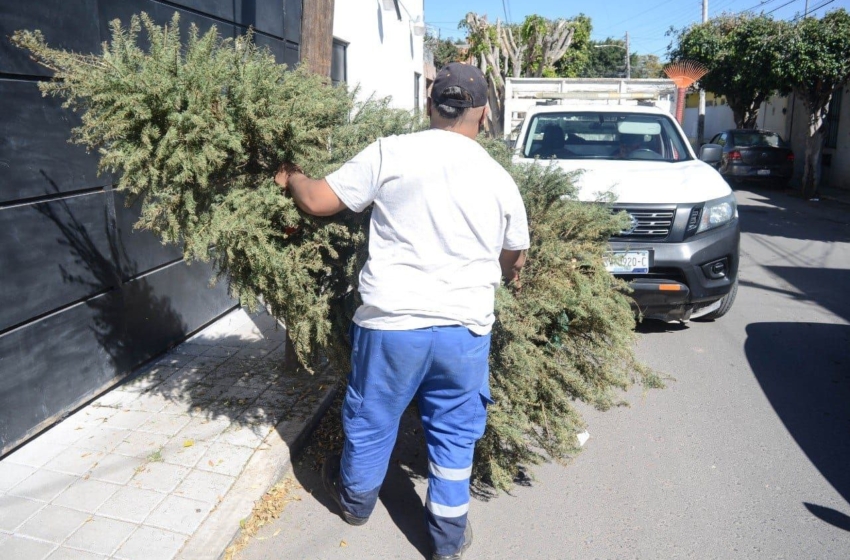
[683,105,737,143]
[333,0,425,111]
[683,94,790,144]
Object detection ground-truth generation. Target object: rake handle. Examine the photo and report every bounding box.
[675,87,687,125]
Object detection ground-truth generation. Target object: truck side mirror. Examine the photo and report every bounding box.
[699,144,722,164]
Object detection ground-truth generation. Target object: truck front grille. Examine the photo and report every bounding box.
[612,208,675,240]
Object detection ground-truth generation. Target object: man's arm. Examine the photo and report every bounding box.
[499,249,526,286]
[275,166,347,217]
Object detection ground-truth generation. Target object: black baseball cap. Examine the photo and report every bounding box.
[430,62,488,108]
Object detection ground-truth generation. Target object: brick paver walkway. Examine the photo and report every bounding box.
[0,308,335,560]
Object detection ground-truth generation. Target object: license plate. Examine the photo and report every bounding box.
[757,169,770,176]
[604,250,649,273]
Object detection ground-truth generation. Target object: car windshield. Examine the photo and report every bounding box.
[520,111,691,162]
[732,131,787,148]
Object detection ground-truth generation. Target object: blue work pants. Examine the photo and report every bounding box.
[339,324,492,556]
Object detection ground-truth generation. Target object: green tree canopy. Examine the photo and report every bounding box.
[556,33,663,80]
[552,14,592,78]
[424,32,462,70]
[631,54,665,79]
[781,9,850,197]
[581,37,629,78]
[669,13,787,128]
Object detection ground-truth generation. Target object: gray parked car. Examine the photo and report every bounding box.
[706,129,795,187]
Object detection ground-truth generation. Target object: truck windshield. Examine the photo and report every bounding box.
[521,112,692,162]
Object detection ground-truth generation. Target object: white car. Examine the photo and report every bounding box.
[513,104,739,322]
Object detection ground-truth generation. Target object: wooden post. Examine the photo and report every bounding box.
[301,0,335,77]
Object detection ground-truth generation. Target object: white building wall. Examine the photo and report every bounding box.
[683,105,736,143]
[758,96,790,138]
[683,94,790,144]
[333,0,425,112]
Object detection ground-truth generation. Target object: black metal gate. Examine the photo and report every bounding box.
[0,0,303,455]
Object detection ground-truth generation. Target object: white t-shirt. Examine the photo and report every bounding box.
[326,128,530,335]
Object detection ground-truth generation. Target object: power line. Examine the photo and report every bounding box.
[711,0,741,13]
[501,0,511,24]
[765,0,803,15]
[738,0,781,14]
[622,8,697,35]
[596,0,680,35]
[790,0,835,19]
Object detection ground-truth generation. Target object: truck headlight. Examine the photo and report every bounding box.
[697,194,738,233]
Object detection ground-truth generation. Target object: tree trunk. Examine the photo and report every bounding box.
[799,88,832,200]
[742,112,759,129]
[476,55,504,139]
[283,331,303,374]
[731,107,745,129]
[801,113,825,199]
[729,98,760,129]
[465,15,506,139]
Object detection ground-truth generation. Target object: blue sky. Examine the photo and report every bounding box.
[423,0,849,60]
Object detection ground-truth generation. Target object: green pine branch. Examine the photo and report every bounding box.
[12,13,659,492]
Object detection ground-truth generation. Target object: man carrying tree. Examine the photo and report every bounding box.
[274,62,529,560]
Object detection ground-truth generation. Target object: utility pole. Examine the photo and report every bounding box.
[625,31,631,80]
[302,0,336,77]
[697,0,708,146]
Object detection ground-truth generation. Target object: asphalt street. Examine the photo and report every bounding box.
[240,186,850,560]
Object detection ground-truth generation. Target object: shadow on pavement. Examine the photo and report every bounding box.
[745,322,850,532]
[635,318,690,334]
[764,267,850,324]
[735,187,850,243]
[804,503,850,533]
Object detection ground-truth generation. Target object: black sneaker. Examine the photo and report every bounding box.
[322,453,369,526]
[432,519,473,560]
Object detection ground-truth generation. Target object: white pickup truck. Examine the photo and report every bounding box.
[512,99,739,322]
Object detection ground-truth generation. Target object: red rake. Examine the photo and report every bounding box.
[663,61,708,125]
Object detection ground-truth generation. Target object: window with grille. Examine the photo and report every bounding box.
[331,39,348,86]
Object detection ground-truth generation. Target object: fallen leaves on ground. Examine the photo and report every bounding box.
[296,390,345,472]
[223,477,302,560]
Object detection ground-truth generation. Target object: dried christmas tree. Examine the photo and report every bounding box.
[13,14,659,491]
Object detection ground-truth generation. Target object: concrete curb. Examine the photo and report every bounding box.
[178,380,339,560]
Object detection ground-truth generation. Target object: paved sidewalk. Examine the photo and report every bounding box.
[0,308,336,560]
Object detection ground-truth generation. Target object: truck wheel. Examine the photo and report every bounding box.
[701,279,738,321]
